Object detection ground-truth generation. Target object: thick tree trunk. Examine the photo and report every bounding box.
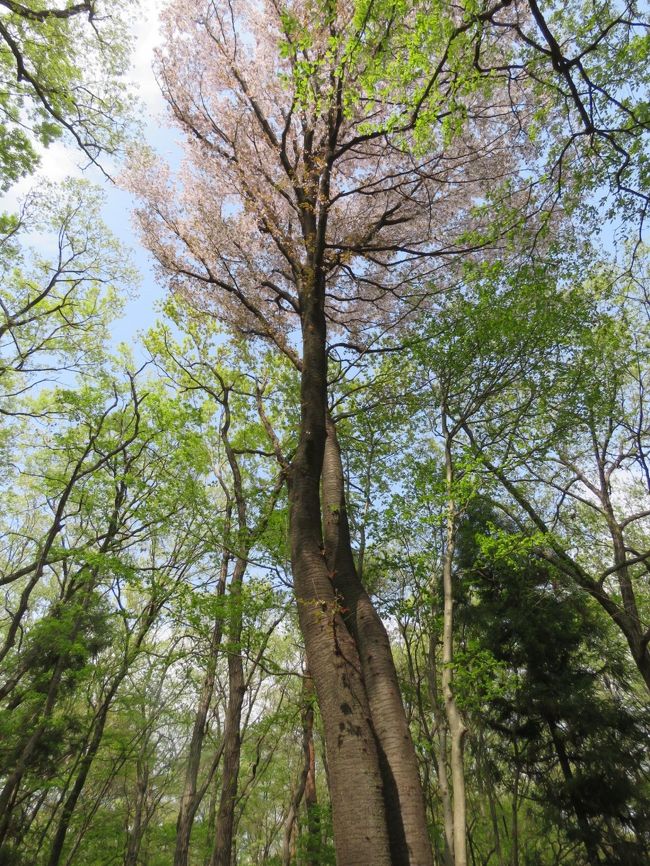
[322,415,433,866]
[288,293,392,866]
[175,544,230,866]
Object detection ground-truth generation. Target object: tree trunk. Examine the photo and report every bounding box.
[282,809,298,866]
[287,292,392,866]
[546,719,601,866]
[175,542,230,866]
[441,415,468,866]
[427,631,454,866]
[282,670,320,866]
[463,432,650,695]
[124,756,149,866]
[46,678,121,866]
[322,414,433,866]
[0,644,70,845]
[302,671,320,866]
[510,758,520,866]
[47,600,160,866]
[486,779,505,866]
[210,557,246,866]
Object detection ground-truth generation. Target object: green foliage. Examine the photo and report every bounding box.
[0,3,649,864]
[458,504,650,862]
[0,0,134,186]
[0,179,133,417]
[350,0,650,233]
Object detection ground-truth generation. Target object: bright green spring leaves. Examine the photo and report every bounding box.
[0,0,133,187]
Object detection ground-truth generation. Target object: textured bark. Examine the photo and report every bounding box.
[322,414,433,866]
[288,292,392,866]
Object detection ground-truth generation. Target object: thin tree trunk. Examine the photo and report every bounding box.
[486,781,505,866]
[209,557,246,866]
[46,676,122,866]
[0,642,70,844]
[0,483,130,849]
[204,779,219,866]
[124,756,149,866]
[174,539,231,866]
[462,426,650,694]
[427,630,454,866]
[47,596,163,866]
[510,763,520,866]
[282,670,320,866]
[302,671,320,866]
[546,720,601,866]
[322,414,433,866]
[441,414,468,866]
[282,809,298,866]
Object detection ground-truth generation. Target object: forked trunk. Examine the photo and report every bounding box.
[288,293,392,866]
[322,415,433,866]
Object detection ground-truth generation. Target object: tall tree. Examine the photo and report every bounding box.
[129,0,547,858]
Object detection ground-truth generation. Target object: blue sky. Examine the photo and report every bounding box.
[0,0,634,358]
[0,0,172,350]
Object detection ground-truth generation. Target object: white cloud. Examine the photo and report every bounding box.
[129,0,167,118]
[0,1,178,345]
[0,143,83,213]
[0,0,168,215]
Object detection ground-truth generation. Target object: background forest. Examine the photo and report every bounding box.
[0,2,649,865]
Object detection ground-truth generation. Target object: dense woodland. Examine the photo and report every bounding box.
[1,1,649,865]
